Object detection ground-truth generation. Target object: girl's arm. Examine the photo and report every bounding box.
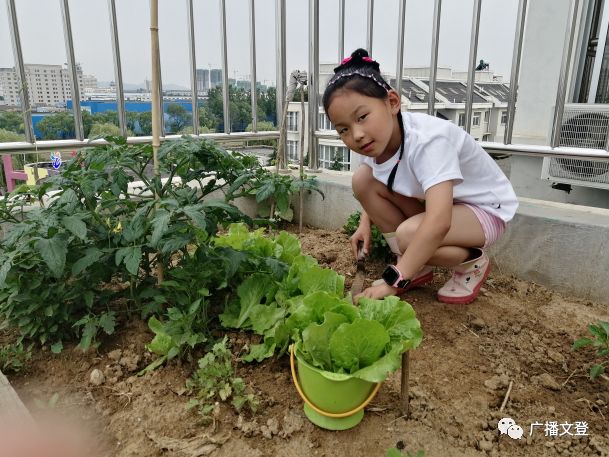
[394,181,454,279]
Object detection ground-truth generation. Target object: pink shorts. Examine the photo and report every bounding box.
[457,203,507,249]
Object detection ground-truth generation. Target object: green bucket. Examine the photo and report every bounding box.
[290,343,380,430]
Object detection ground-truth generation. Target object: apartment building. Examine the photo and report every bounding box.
[0,63,84,108]
[285,64,509,172]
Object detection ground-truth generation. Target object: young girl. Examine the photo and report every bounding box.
[323,49,518,304]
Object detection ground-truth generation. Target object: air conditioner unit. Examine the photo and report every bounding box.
[541,103,609,190]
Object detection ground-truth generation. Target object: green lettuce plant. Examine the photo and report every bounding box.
[216,223,423,382]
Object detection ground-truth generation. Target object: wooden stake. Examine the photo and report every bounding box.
[400,352,410,417]
[150,0,163,284]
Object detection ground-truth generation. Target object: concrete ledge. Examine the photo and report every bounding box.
[491,197,609,305]
[292,171,609,305]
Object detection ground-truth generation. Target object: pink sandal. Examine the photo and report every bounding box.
[437,249,490,305]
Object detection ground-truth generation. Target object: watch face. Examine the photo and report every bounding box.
[382,265,400,286]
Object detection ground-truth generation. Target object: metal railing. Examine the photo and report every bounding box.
[2,0,609,165]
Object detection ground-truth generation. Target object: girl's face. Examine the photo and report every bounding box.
[327,88,401,162]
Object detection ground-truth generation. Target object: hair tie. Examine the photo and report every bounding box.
[340,56,352,65]
[362,57,373,62]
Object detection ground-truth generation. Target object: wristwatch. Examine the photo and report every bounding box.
[382,265,411,289]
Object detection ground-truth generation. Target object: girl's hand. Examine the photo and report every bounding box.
[350,223,371,259]
[354,282,397,303]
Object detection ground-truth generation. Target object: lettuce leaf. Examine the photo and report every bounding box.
[329,319,390,373]
[219,274,278,329]
[299,264,345,296]
[302,312,349,369]
[358,296,423,349]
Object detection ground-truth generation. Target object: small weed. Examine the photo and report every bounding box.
[343,211,391,261]
[34,392,60,410]
[0,341,32,373]
[186,337,257,423]
[572,320,609,379]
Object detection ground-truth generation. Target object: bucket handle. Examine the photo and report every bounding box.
[289,344,381,418]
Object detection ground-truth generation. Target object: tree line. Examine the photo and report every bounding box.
[0,85,277,141]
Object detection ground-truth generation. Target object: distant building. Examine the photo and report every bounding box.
[82,74,98,92]
[0,63,84,108]
[290,63,508,172]
[196,68,222,93]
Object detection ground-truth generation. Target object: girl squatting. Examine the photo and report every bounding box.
[322,49,518,305]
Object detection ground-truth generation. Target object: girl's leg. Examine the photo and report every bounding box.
[396,205,492,304]
[352,165,424,233]
[395,204,485,266]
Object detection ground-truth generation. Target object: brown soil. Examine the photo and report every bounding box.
[4,226,609,457]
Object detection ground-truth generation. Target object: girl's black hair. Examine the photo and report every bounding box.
[322,48,404,193]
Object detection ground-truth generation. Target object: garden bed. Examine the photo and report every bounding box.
[3,225,609,457]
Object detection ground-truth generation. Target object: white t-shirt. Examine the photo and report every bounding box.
[359,112,518,222]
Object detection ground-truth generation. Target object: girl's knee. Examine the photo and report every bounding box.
[352,166,374,200]
[396,218,419,251]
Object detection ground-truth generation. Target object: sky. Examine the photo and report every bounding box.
[0,0,520,89]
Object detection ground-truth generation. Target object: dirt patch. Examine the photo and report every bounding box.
[5,225,609,457]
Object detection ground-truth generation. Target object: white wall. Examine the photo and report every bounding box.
[512,0,572,144]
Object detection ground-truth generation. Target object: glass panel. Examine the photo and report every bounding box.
[478,0,519,142]
[254,0,276,129]
[0,5,26,145]
[115,0,153,137]
[194,0,222,133]
[68,0,120,139]
[226,0,250,133]
[159,0,192,135]
[14,0,72,141]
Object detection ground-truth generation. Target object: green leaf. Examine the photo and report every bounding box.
[50,342,63,354]
[202,200,241,214]
[182,205,207,231]
[572,337,594,351]
[588,324,607,342]
[350,343,405,383]
[148,331,174,356]
[151,209,171,245]
[35,236,68,278]
[235,274,277,328]
[359,296,423,349]
[148,316,165,335]
[275,191,289,214]
[72,247,103,275]
[61,215,88,241]
[302,312,349,370]
[249,304,285,335]
[78,320,98,351]
[241,341,276,362]
[123,246,142,275]
[0,257,13,287]
[255,180,275,203]
[274,231,301,264]
[598,321,609,338]
[123,215,147,242]
[299,265,344,296]
[386,449,402,457]
[99,313,116,335]
[329,319,390,373]
[83,291,94,308]
[226,172,255,197]
[138,355,168,375]
[590,364,605,379]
